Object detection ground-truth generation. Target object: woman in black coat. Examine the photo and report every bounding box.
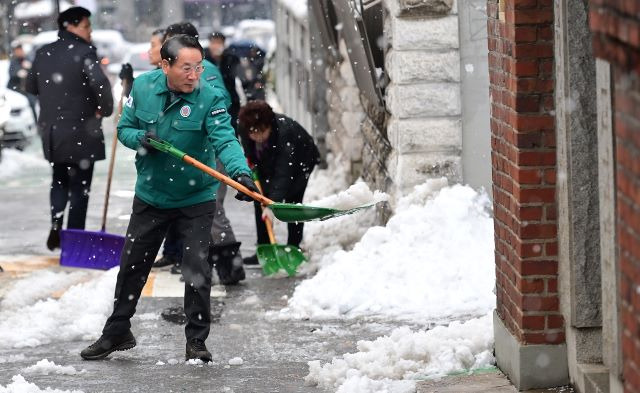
[25,7,114,250]
[238,101,320,264]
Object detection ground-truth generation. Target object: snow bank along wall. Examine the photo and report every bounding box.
[273,0,492,208]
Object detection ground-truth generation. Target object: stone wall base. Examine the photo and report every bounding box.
[493,311,569,390]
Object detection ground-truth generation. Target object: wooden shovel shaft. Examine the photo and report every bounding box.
[253,177,277,245]
[180,155,275,206]
[101,81,127,232]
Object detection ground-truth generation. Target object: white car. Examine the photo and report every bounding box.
[233,19,276,54]
[0,89,37,150]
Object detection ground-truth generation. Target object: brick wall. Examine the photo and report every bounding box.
[590,2,640,391]
[488,0,563,345]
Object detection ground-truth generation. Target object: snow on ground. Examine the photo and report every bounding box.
[306,313,495,393]
[0,268,117,349]
[277,178,495,323]
[0,375,84,393]
[0,148,49,181]
[1,270,94,309]
[23,360,85,376]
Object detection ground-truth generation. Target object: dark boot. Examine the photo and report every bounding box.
[242,254,259,266]
[46,227,60,251]
[80,330,136,360]
[210,242,245,285]
[186,338,212,362]
[153,254,179,268]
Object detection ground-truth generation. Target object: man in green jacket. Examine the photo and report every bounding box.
[80,34,259,362]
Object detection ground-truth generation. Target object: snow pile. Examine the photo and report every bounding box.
[304,153,351,204]
[308,181,388,210]
[23,359,85,376]
[0,268,118,348]
[306,313,494,392]
[0,375,84,393]
[0,148,49,181]
[1,270,92,309]
[228,357,244,366]
[278,178,495,323]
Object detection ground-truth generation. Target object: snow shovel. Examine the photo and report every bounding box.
[251,170,306,277]
[146,138,375,222]
[59,82,128,270]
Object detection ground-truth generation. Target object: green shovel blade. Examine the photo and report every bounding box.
[269,203,375,223]
[257,244,307,277]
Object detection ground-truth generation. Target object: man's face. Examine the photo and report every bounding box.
[148,35,162,66]
[208,38,224,57]
[13,47,24,58]
[162,47,203,94]
[66,17,92,42]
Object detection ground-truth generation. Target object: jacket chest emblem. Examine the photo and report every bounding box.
[180,105,191,118]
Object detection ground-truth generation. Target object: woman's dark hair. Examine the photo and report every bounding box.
[238,100,275,135]
[57,6,91,30]
[163,22,199,42]
[160,34,204,65]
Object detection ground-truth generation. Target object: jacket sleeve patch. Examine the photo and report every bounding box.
[206,75,217,81]
[124,95,134,108]
[210,108,226,116]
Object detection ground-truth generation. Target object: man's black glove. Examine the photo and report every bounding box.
[138,132,161,153]
[234,174,260,202]
[119,63,134,97]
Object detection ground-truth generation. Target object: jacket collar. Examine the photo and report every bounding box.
[58,29,90,44]
[151,71,199,104]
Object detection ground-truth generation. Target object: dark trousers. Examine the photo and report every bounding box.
[50,162,94,230]
[103,197,216,341]
[254,177,309,247]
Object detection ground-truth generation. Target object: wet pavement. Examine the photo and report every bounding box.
[0,117,413,392]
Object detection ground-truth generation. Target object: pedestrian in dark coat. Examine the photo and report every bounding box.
[25,6,114,250]
[238,100,320,264]
[205,32,242,126]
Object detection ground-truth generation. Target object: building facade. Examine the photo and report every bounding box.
[273,0,493,204]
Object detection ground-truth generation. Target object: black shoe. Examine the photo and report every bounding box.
[186,338,212,362]
[153,255,178,268]
[46,227,60,251]
[80,330,136,360]
[0,265,3,272]
[211,243,245,285]
[243,254,259,265]
[170,261,182,275]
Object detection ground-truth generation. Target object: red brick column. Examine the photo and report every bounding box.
[487,0,563,345]
[590,3,640,391]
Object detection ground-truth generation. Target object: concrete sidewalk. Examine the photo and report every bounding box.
[417,370,575,393]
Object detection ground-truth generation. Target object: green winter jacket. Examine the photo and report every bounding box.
[117,70,250,209]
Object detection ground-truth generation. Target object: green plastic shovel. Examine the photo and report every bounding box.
[147,138,375,222]
[252,171,307,276]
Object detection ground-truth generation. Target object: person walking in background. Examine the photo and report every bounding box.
[237,101,320,265]
[205,32,244,126]
[7,43,29,93]
[26,6,114,251]
[7,43,37,120]
[80,35,259,362]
